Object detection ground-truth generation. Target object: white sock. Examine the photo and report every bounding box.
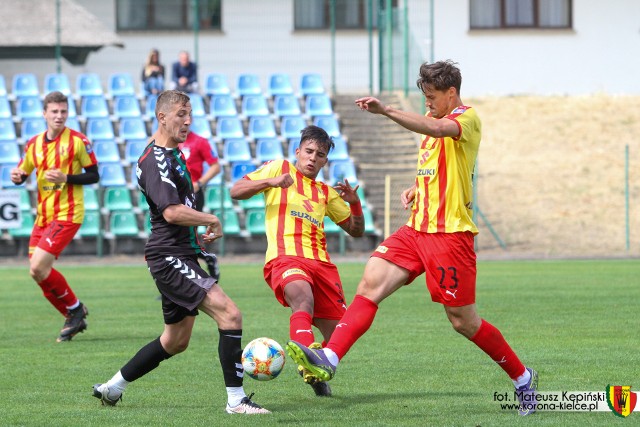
[324,348,339,367]
[106,371,129,395]
[513,368,531,388]
[67,300,80,310]
[226,386,246,407]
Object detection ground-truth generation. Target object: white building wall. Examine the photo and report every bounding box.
[1,0,638,97]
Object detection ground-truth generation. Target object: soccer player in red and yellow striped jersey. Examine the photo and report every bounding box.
[287,61,538,416]
[11,91,98,343]
[230,125,364,396]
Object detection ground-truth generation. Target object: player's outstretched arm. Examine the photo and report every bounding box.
[335,179,365,237]
[229,174,293,200]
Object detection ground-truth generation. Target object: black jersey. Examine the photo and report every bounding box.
[137,142,202,257]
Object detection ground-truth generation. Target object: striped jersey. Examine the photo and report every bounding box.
[407,106,481,234]
[245,159,350,264]
[19,127,98,226]
[137,142,203,257]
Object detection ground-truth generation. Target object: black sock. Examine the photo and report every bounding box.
[218,329,243,387]
[120,337,172,382]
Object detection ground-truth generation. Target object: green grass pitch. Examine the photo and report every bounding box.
[0,259,638,426]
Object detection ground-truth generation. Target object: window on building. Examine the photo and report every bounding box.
[116,0,221,31]
[294,0,397,30]
[470,0,571,29]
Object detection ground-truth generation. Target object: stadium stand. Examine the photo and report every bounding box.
[255,138,284,163]
[241,94,269,118]
[230,161,256,183]
[328,159,358,186]
[144,94,158,120]
[245,208,266,235]
[305,94,333,118]
[119,117,148,142]
[66,117,81,132]
[15,96,43,120]
[81,95,110,119]
[328,135,350,161]
[86,118,115,141]
[280,115,306,140]
[108,73,136,98]
[205,186,234,211]
[313,115,341,138]
[124,139,147,164]
[0,118,17,141]
[113,95,142,119]
[210,94,238,119]
[0,97,11,119]
[213,209,242,236]
[223,138,252,163]
[83,186,100,212]
[189,93,207,118]
[273,94,302,118]
[190,116,213,139]
[93,139,121,163]
[267,73,294,97]
[103,186,134,212]
[0,141,20,165]
[0,75,7,97]
[287,137,300,161]
[248,116,277,140]
[215,116,244,141]
[20,118,47,142]
[98,162,127,187]
[300,73,325,96]
[76,73,104,98]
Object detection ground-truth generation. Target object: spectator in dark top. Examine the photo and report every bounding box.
[171,51,198,93]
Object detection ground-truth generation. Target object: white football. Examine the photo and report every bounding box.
[241,337,286,381]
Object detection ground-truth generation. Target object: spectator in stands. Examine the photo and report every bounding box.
[286,60,539,417]
[170,51,198,93]
[10,91,99,343]
[92,90,270,414]
[141,48,165,95]
[179,129,221,276]
[229,125,365,397]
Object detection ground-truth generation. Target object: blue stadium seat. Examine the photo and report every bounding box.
[43,73,72,97]
[86,118,115,141]
[0,97,11,119]
[210,94,238,119]
[300,73,325,96]
[151,117,159,134]
[223,138,252,163]
[189,93,207,117]
[328,135,349,161]
[109,211,140,236]
[241,95,269,118]
[280,115,306,140]
[245,208,266,235]
[230,161,257,183]
[204,162,223,186]
[66,117,81,132]
[205,73,231,97]
[0,118,17,142]
[145,94,158,120]
[248,117,277,140]
[119,117,148,142]
[190,117,212,139]
[81,95,109,119]
[83,186,99,212]
[328,159,358,186]
[12,73,39,98]
[124,139,148,164]
[313,115,341,138]
[113,95,142,119]
[255,138,284,163]
[287,137,300,161]
[0,165,20,188]
[98,162,127,187]
[273,94,302,118]
[315,168,325,182]
[0,75,6,97]
[205,186,234,211]
[305,94,333,118]
[130,166,139,187]
[215,117,243,141]
[16,96,43,120]
[76,73,104,98]
[236,73,262,97]
[20,118,47,142]
[103,186,134,211]
[108,73,136,98]
[208,138,220,158]
[93,139,121,163]
[0,141,21,165]
[267,73,294,97]
[66,99,77,118]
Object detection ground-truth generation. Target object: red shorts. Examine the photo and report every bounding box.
[371,226,476,307]
[263,256,347,320]
[29,220,81,259]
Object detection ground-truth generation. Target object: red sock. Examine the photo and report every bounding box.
[326,295,378,360]
[38,269,78,315]
[290,311,315,346]
[470,319,526,380]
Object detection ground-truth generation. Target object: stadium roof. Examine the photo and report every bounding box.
[0,0,124,65]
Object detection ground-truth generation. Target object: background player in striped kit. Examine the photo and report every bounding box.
[230,125,365,396]
[10,91,98,342]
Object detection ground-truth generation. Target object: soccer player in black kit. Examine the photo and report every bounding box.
[92,90,270,414]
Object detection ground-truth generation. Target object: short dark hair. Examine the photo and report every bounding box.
[156,90,190,117]
[43,91,68,110]
[299,125,334,153]
[416,60,462,94]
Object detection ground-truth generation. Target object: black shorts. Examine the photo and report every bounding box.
[146,254,217,324]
